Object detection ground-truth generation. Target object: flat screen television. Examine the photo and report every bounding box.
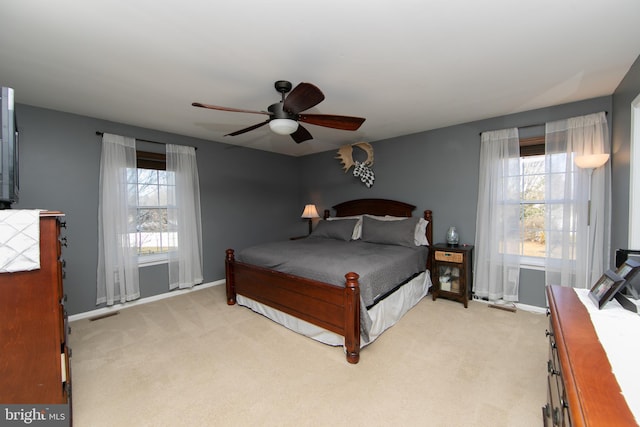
[0,86,19,209]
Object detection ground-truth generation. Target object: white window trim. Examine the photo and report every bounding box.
[629,93,640,248]
[520,256,545,270]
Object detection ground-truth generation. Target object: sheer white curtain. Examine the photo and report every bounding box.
[474,128,521,302]
[96,133,140,305]
[545,112,610,288]
[166,144,203,289]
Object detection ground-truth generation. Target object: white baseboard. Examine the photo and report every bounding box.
[68,279,225,322]
[472,296,547,314]
[515,302,547,314]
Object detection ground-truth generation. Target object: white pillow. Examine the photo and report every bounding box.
[326,215,363,240]
[415,218,429,246]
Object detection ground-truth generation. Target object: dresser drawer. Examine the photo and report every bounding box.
[546,316,571,426]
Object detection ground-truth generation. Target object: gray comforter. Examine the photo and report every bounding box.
[236,237,429,308]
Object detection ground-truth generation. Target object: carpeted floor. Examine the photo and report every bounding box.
[69,284,547,426]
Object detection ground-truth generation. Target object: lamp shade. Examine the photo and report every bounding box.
[269,119,299,135]
[301,204,320,219]
[574,153,610,169]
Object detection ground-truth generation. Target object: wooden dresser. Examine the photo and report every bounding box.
[544,285,637,426]
[0,212,71,406]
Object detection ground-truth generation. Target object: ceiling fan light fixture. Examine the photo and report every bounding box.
[269,118,299,135]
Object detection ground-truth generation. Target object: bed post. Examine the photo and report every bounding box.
[344,272,361,364]
[225,249,237,305]
[424,210,433,270]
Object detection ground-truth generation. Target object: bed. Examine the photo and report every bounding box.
[225,198,433,364]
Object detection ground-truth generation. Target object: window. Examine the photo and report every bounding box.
[520,152,546,258]
[127,151,176,264]
[516,136,580,265]
[513,136,574,266]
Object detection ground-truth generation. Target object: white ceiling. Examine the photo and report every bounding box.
[2,1,639,157]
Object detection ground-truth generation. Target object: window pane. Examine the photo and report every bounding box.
[137,231,164,255]
[158,185,169,205]
[522,157,545,202]
[127,183,138,206]
[137,208,166,231]
[127,168,137,183]
[138,183,159,206]
[522,203,545,257]
[158,170,169,185]
[138,169,157,185]
[132,167,174,259]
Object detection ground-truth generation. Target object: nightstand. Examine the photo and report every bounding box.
[431,243,474,308]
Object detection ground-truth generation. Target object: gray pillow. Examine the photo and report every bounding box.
[361,215,419,247]
[309,219,358,241]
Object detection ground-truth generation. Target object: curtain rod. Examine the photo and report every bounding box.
[95,131,197,150]
[478,111,608,136]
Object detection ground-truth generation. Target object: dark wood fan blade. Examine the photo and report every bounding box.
[225,120,270,136]
[298,114,365,131]
[283,83,325,115]
[290,124,313,144]
[192,102,269,115]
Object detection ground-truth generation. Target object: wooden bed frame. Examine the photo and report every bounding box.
[225,198,433,364]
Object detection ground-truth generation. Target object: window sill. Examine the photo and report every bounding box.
[138,254,168,267]
[519,256,545,271]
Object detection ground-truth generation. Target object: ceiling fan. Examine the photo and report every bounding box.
[192,80,366,143]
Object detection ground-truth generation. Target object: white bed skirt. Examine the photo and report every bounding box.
[236,271,432,349]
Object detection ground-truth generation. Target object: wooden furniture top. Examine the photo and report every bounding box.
[39,210,65,217]
[546,285,637,426]
[332,198,417,217]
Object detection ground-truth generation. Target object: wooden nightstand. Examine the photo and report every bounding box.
[431,243,474,308]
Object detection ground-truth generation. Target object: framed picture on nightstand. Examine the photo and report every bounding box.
[615,258,640,298]
[588,269,626,309]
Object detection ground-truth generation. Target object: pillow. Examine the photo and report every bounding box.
[414,218,430,246]
[327,215,363,240]
[361,215,420,247]
[309,218,359,241]
[363,214,430,246]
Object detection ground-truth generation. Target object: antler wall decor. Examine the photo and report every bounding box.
[335,142,375,188]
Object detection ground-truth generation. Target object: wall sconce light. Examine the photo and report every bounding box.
[301,204,320,234]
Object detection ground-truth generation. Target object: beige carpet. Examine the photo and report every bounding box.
[69,284,547,427]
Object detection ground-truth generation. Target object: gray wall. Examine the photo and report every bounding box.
[611,54,640,254]
[13,105,304,315]
[13,52,639,314]
[300,96,613,308]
